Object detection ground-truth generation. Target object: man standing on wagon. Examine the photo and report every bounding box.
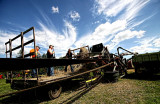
[30,46,41,78]
[47,45,55,76]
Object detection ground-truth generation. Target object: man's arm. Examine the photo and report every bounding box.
[30,52,32,58]
[66,53,68,59]
[37,51,41,55]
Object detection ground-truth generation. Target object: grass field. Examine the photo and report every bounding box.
[0,79,16,96]
[72,79,160,104]
[0,70,160,104]
[42,76,160,104]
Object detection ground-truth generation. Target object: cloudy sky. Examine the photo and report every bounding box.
[0,0,160,58]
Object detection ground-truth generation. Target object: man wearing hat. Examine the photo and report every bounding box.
[30,46,41,58]
[47,45,55,76]
[30,46,41,78]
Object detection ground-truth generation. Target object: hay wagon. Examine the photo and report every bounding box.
[0,27,129,100]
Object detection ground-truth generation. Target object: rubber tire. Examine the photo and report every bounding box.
[103,71,119,83]
[48,84,62,100]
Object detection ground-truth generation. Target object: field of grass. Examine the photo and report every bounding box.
[0,70,160,104]
[41,78,160,104]
[0,79,16,96]
[73,79,160,104]
[41,70,160,104]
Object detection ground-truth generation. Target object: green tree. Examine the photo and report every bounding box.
[42,53,47,58]
[16,49,22,58]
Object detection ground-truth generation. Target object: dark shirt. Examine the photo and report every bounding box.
[66,52,72,59]
[47,50,53,58]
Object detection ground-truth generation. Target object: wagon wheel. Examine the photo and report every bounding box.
[48,84,62,99]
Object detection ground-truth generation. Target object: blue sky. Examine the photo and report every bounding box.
[0,0,160,58]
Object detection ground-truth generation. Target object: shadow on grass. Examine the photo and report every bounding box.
[124,72,160,81]
[0,79,83,104]
[60,84,98,104]
[0,90,43,104]
[59,79,101,104]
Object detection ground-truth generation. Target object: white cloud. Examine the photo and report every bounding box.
[92,21,100,24]
[95,21,100,24]
[69,11,80,21]
[94,0,150,22]
[92,0,151,51]
[36,20,77,57]
[108,30,145,50]
[0,31,33,57]
[75,20,127,47]
[52,6,59,13]
[128,14,155,29]
[153,38,160,47]
[112,30,145,43]
[94,0,131,17]
[130,45,159,54]
[130,36,160,54]
[0,31,19,57]
[120,0,150,21]
[74,18,146,52]
[0,20,77,58]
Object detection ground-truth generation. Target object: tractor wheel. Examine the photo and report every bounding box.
[48,84,62,99]
[102,71,119,83]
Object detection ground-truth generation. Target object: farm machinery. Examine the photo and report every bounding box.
[70,43,130,83]
[2,26,157,101]
[132,51,160,75]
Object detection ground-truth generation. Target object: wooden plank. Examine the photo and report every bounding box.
[5,27,34,45]
[6,39,34,53]
[0,58,101,72]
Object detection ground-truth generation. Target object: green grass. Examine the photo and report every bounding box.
[135,80,160,104]
[40,70,160,104]
[0,79,16,97]
[40,76,160,104]
[71,79,160,104]
[0,72,160,104]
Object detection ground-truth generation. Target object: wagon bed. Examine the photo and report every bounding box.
[9,73,72,90]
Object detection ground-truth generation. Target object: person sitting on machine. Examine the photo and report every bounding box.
[64,49,74,72]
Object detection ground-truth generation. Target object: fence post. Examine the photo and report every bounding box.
[5,44,9,79]
[33,27,39,82]
[21,32,26,81]
[9,39,13,82]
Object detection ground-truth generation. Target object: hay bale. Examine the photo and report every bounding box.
[79,47,89,59]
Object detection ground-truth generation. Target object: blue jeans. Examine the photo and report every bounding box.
[32,69,37,78]
[47,67,54,76]
[65,65,74,72]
